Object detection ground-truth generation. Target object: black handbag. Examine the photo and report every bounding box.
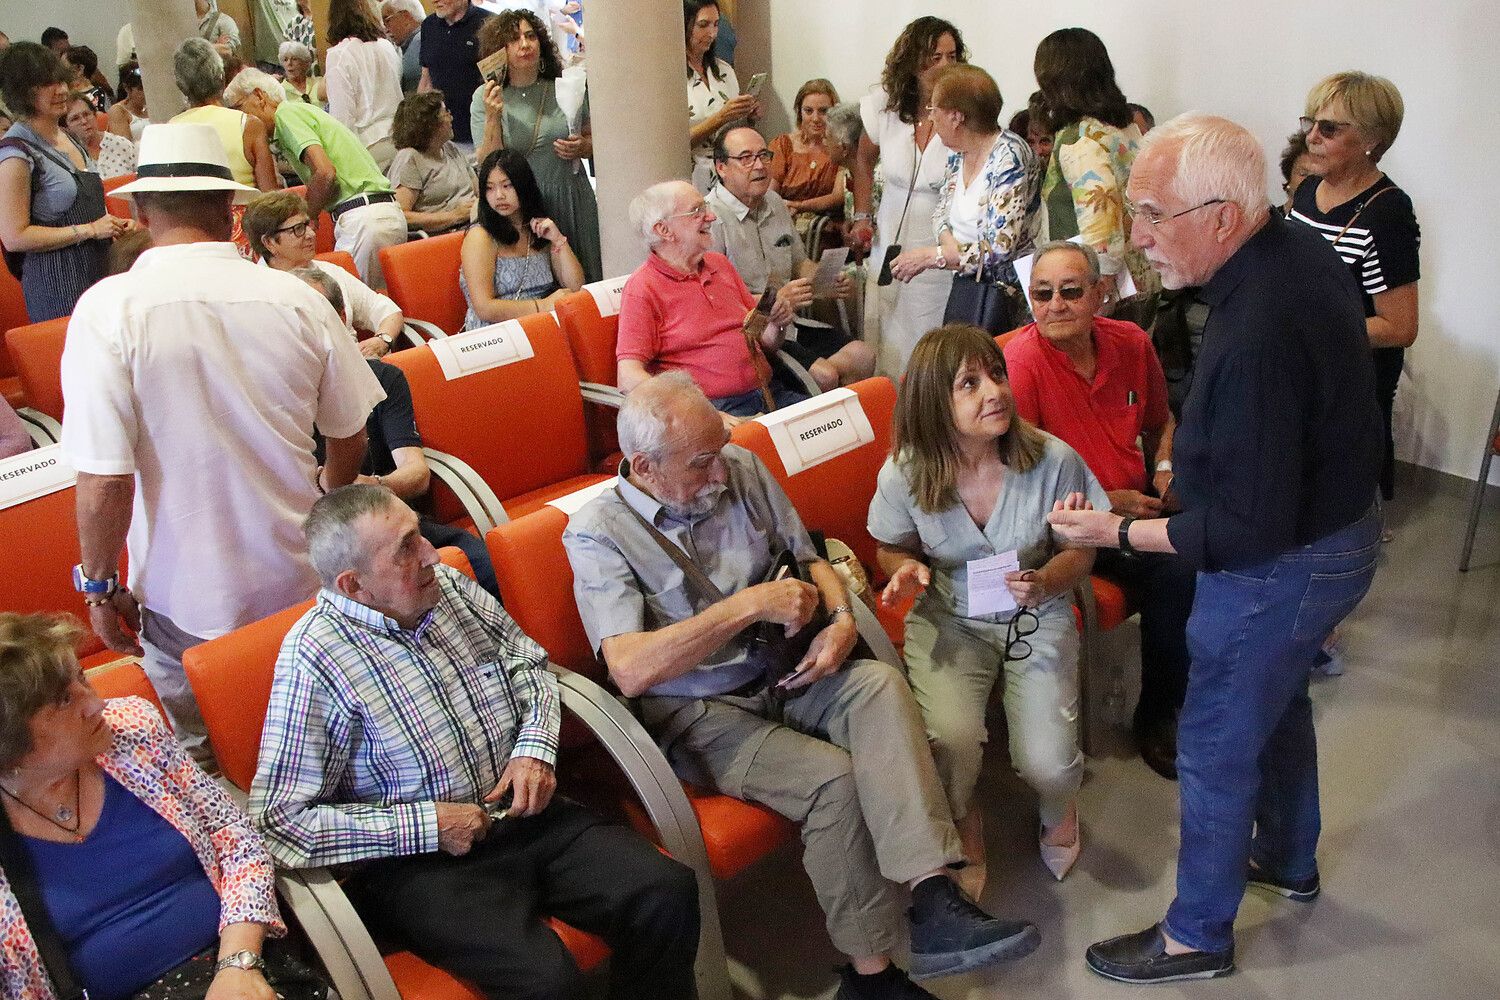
[943,273,1022,334]
[0,804,86,1000]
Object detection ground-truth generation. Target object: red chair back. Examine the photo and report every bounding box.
[5,317,69,421]
[87,659,166,719]
[379,231,467,334]
[0,260,30,407]
[555,285,627,465]
[314,250,360,278]
[102,173,135,219]
[487,507,597,672]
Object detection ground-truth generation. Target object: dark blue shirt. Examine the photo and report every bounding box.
[21,774,221,1000]
[1165,214,1381,571]
[419,4,491,144]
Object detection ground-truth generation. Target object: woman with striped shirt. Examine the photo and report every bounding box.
[1288,71,1419,508]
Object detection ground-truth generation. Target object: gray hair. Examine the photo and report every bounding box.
[291,265,346,319]
[224,66,284,108]
[1031,240,1101,283]
[1139,113,1270,220]
[617,371,708,460]
[629,180,691,250]
[174,37,225,104]
[825,101,864,151]
[381,0,426,22]
[278,40,314,65]
[304,484,401,588]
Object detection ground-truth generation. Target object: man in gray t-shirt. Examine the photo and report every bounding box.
[562,372,1041,999]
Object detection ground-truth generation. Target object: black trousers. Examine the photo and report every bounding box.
[345,799,700,1000]
[1093,548,1198,730]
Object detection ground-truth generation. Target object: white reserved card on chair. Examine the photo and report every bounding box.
[546,476,619,517]
[0,444,76,511]
[584,275,630,317]
[755,388,875,476]
[427,320,535,380]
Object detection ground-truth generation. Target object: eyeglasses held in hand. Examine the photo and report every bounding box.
[1128,198,1227,227]
[1004,607,1040,662]
[724,150,775,167]
[1029,284,1088,303]
[1298,116,1354,140]
[273,219,315,239]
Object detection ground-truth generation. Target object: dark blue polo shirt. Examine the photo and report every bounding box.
[1164,214,1381,572]
[419,3,490,144]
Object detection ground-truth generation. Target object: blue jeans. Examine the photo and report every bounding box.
[710,383,809,417]
[1164,507,1380,953]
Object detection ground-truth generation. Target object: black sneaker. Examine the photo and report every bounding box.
[1085,925,1234,984]
[907,875,1040,979]
[834,964,937,999]
[1246,863,1321,901]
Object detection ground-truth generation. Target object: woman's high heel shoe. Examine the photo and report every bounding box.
[1040,823,1081,881]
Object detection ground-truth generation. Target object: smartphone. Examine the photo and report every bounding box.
[753,286,777,317]
[744,72,767,98]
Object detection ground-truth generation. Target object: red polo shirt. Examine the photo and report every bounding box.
[616,251,761,400]
[1003,316,1170,493]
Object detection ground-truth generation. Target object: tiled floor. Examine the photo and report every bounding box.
[712,469,1500,999]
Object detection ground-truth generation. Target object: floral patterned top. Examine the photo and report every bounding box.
[934,129,1039,283]
[1042,115,1158,296]
[0,698,284,1000]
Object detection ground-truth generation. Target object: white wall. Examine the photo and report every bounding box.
[755,0,1500,485]
[4,1,135,77]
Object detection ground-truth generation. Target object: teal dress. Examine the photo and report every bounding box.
[470,79,602,283]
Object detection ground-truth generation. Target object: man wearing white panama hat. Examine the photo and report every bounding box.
[59,122,387,765]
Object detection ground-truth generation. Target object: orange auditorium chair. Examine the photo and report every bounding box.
[87,658,165,717]
[5,316,68,441]
[384,311,613,535]
[181,547,683,1000]
[378,231,467,337]
[0,264,30,410]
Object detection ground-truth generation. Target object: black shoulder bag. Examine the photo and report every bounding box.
[0,805,88,1000]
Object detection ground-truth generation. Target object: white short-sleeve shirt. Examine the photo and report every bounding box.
[60,243,387,639]
[312,258,402,335]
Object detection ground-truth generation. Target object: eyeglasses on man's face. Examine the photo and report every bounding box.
[1299,116,1355,140]
[666,203,709,221]
[1127,198,1227,227]
[723,149,774,168]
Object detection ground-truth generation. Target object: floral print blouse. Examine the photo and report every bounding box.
[933,129,1039,283]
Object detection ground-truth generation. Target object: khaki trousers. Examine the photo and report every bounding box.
[639,659,962,959]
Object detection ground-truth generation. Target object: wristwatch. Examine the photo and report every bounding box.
[72,565,117,598]
[378,332,395,348]
[1118,516,1139,557]
[213,951,266,974]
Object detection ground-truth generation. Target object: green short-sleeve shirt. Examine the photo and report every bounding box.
[274,101,392,204]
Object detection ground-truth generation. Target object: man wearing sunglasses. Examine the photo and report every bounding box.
[1003,240,1196,782]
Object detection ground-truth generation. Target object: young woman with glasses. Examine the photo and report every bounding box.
[867,323,1106,897]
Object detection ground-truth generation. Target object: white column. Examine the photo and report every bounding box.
[130,0,197,123]
[583,0,693,277]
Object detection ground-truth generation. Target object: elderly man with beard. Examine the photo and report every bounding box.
[561,372,1043,1000]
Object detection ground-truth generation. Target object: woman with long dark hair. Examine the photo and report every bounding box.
[459,148,583,330]
[850,16,964,377]
[1033,27,1157,309]
[683,0,757,190]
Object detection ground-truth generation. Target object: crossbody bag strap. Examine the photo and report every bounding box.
[0,806,88,1000]
[1331,182,1395,245]
[613,486,728,608]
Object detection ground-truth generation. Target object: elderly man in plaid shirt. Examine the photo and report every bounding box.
[250,484,699,1000]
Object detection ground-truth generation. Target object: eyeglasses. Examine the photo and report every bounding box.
[1004,607,1039,662]
[1128,198,1227,227]
[1029,284,1088,303]
[723,150,774,167]
[273,219,315,239]
[665,204,708,221]
[1299,116,1355,140]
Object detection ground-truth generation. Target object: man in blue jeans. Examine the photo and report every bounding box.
[1049,113,1382,983]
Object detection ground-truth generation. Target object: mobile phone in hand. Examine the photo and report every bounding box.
[744,72,767,98]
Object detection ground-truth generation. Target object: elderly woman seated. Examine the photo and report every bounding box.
[278,40,322,105]
[617,179,808,425]
[387,91,476,234]
[62,91,135,179]
[0,612,329,999]
[243,189,407,357]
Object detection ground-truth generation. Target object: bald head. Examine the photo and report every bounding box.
[618,371,718,460]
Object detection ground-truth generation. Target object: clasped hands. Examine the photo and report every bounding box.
[434,755,556,856]
[734,576,856,692]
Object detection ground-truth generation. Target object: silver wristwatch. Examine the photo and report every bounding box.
[214,951,266,974]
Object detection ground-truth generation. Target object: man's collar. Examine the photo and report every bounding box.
[707,183,755,222]
[319,585,436,637]
[615,459,666,524]
[1200,213,1276,307]
[646,249,704,282]
[132,242,244,268]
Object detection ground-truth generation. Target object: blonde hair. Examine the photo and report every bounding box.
[893,324,1047,514]
[0,613,84,769]
[1305,71,1404,162]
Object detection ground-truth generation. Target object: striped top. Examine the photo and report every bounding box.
[250,563,559,869]
[1289,176,1420,316]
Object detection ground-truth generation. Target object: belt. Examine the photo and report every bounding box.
[329,191,396,220]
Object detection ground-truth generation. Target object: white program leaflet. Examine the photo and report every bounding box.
[811,246,849,298]
[966,549,1020,616]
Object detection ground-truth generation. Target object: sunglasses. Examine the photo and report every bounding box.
[1299,116,1355,140]
[1029,284,1088,303]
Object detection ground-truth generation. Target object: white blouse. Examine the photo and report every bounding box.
[325,37,404,150]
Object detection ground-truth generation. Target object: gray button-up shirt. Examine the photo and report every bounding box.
[563,444,818,698]
[706,185,806,296]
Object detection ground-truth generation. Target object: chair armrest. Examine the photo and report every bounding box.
[277,868,402,1000]
[773,348,821,397]
[550,664,732,1000]
[17,408,60,446]
[580,382,626,409]
[401,318,449,342]
[848,598,902,669]
[422,448,510,533]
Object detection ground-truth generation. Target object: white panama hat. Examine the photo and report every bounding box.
[111,122,260,204]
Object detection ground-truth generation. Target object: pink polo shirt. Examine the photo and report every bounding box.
[1004,316,1170,494]
[616,251,761,400]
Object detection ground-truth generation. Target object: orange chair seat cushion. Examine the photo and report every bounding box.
[681,785,796,881]
[1087,575,1132,632]
[382,922,608,1000]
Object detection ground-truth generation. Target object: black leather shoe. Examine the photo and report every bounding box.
[834,964,937,999]
[1133,717,1178,780]
[1247,863,1321,901]
[1085,925,1234,984]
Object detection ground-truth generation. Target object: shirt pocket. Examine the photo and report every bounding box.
[911,508,950,556]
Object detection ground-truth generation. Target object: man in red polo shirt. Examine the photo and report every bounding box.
[1003,241,1195,780]
[617,180,809,425]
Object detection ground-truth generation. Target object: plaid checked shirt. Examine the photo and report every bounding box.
[250,564,559,869]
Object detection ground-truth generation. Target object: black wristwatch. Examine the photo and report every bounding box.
[1118,516,1138,558]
